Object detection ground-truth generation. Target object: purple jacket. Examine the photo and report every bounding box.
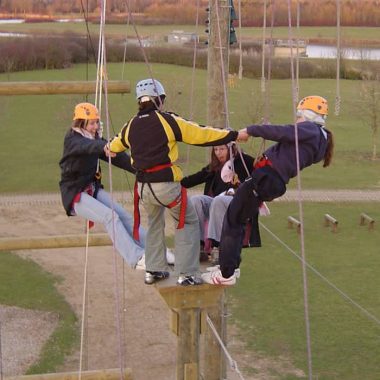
[246,121,328,184]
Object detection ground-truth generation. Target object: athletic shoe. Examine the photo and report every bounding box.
[201,269,237,286]
[206,265,240,278]
[166,248,175,265]
[135,255,146,270]
[144,271,170,285]
[177,275,203,286]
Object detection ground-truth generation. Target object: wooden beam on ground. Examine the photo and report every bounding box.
[287,216,301,234]
[156,278,226,380]
[5,368,133,380]
[0,81,130,95]
[0,233,111,251]
[324,213,338,233]
[359,213,375,230]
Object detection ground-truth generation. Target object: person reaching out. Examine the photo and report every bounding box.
[109,78,246,286]
[202,95,334,285]
[59,102,174,270]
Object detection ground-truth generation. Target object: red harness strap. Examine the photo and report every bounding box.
[254,155,273,169]
[72,184,95,229]
[132,163,188,242]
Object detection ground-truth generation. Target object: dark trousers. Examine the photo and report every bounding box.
[219,166,286,278]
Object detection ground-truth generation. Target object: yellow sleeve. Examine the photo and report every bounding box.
[109,122,130,153]
[172,114,237,146]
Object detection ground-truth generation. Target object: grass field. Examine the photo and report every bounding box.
[229,202,380,379]
[0,251,78,373]
[1,22,380,43]
[0,63,379,193]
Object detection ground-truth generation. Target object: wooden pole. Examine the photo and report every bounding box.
[0,233,112,251]
[0,81,130,95]
[5,368,132,380]
[157,282,226,380]
[207,0,230,128]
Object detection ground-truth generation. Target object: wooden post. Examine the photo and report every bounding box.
[287,216,301,234]
[0,81,130,95]
[5,368,132,380]
[359,213,375,230]
[207,0,230,128]
[157,281,225,380]
[324,214,338,233]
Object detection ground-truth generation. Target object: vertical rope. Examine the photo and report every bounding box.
[260,0,267,93]
[102,37,127,377]
[237,0,243,79]
[295,0,300,102]
[287,1,313,379]
[214,0,231,129]
[121,0,131,81]
[185,0,201,175]
[0,322,3,380]
[78,221,91,380]
[335,0,341,116]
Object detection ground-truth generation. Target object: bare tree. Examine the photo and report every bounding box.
[360,75,380,160]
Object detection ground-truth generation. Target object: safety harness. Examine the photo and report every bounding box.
[133,163,187,241]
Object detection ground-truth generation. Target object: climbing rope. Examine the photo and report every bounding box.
[335,0,341,116]
[100,17,127,374]
[295,0,300,102]
[287,0,313,378]
[260,0,267,94]
[0,322,3,380]
[237,0,243,79]
[259,222,380,327]
[206,314,246,380]
[185,0,201,174]
[78,221,91,379]
[214,0,231,129]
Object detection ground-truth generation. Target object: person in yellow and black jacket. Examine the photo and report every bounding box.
[109,78,245,286]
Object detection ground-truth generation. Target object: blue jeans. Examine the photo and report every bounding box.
[73,188,146,267]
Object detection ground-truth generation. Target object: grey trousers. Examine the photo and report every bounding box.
[138,182,200,277]
[190,194,233,243]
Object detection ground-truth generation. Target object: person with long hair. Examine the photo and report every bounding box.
[181,144,254,263]
[59,102,174,269]
[202,95,335,285]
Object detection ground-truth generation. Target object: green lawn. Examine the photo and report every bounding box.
[0,63,379,193]
[229,202,380,379]
[1,22,380,43]
[0,251,78,373]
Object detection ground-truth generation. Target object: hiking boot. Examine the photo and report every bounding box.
[177,275,203,286]
[201,269,237,286]
[210,247,219,265]
[144,271,170,285]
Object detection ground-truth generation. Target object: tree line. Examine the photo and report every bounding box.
[0,0,379,27]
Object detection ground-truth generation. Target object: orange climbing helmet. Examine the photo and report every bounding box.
[73,102,99,120]
[297,96,328,116]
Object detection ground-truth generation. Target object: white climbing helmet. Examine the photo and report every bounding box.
[135,78,166,101]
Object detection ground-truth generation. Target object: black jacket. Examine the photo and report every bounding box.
[59,129,134,216]
[181,152,254,197]
[109,105,239,183]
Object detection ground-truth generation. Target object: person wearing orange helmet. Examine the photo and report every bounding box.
[59,103,175,269]
[203,95,334,286]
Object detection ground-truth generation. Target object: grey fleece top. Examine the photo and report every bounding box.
[246,121,328,184]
